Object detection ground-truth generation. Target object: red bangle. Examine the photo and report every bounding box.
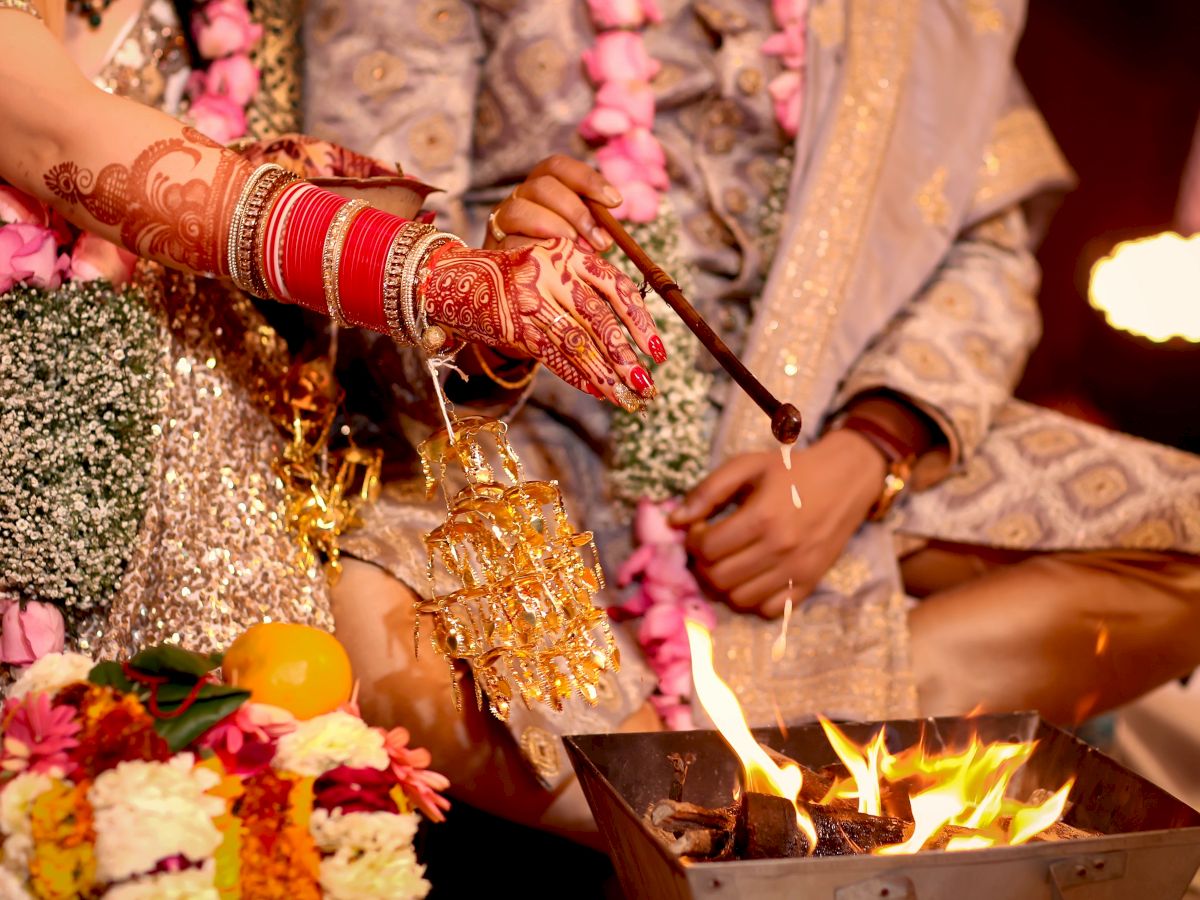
[262,180,310,301]
[281,187,346,314]
[338,208,404,331]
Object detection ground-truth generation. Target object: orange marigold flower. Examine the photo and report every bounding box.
[57,684,169,780]
[235,770,320,899]
[28,779,96,900]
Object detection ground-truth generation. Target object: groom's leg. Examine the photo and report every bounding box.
[904,542,1200,724]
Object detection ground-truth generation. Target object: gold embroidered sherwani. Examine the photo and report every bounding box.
[303,0,1200,787]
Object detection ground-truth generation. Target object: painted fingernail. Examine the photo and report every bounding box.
[585,383,604,399]
[602,186,622,206]
[630,366,656,398]
[648,336,667,364]
[614,383,644,412]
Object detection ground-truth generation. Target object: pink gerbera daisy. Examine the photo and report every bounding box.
[1,693,82,777]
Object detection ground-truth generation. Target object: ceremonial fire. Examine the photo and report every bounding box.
[671,620,1083,860]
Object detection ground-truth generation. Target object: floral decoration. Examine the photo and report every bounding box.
[583,1,809,726]
[184,0,263,144]
[0,643,445,898]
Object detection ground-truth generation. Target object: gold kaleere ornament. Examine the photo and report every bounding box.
[273,359,382,581]
[417,415,620,721]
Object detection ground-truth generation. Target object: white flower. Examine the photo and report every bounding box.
[88,754,224,883]
[6,652,93,700]
[0,772,53,839]
[102,860,218,899]
[309,809,420,855]
[319,846,430,900]
[0,866,33,900]
[273,711,388,777]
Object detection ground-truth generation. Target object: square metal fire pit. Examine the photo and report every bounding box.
[566,713,1200,900]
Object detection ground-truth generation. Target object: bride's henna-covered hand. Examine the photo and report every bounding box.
[422,237,664,406]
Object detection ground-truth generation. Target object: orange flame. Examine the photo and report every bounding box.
[686,621,1074,855]
[820,718,1073,854]
[685,620,818,850]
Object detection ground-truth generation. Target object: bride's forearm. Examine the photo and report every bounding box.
[0,10,250,277]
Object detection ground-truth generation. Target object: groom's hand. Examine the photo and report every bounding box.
[485,155,622,252]
[669,433,885,617]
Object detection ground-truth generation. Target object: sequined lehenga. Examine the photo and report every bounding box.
[0,1,330,660]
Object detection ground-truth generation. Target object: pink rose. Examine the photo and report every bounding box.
[192,0,262,59]
[586,0,663,29]
[0,599,65,666]
[580,80,657,142]
[0,185,48,226]
[612,180,662,223]
[0,223,68,293]
[651,695,696,731]
[762,20,807,69]
[68,232,137,286]
[582,31,661,84]
[768,70,804,138]
[772,0,809,27]
[188,92,247,145]
[205,53,260,106]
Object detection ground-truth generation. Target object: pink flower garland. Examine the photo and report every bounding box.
[580,1,668,223]
[186,0,263,144]
[588,2,810,729]
[611,500,715,730]
[762,0,809,137]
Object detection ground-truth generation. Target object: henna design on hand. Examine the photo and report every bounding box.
[421,237,661,404]
[43,126,250,276]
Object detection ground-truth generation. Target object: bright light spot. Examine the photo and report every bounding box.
[1089,232,1200,342]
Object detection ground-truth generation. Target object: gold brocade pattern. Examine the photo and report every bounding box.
[78,269,331,659]
[808,0,846,48]
[916,166,951,228]
[972,107,1073,212]
[247,0,304,138]
[719,0,920,459]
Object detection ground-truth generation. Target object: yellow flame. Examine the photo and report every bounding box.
[821,721,1071,854]
[684,620,818,850]
[1009,779,1075,845]
[1089,231,1200,342]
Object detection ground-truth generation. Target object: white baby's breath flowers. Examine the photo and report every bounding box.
[6,652,94,700]
[0,282,161,624]
[88,754,224,883]
[608,205,715,507]
[273,710,388,777]
[102,861,218,900]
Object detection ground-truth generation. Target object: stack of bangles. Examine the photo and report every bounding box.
[226,163,464,354]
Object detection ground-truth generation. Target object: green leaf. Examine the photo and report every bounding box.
[129,645,221,679]
[87,661,137,694]
[152,687,251,752]
[153,682,248,706]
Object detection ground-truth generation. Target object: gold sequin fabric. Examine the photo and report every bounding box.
[78,269,331,659]
[93,0,190,112]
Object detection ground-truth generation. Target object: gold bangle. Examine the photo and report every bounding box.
[471,343,539,390]
[250,174,296,298]
[0,0,42,20]
[321,199,370,328]
[230,164,293,293]
[382,222,436,343]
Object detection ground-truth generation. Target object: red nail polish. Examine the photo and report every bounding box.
[630,366,655,397]
[648,336,667,364]
[585,383,604,398]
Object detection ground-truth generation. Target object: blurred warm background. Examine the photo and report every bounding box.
[1015,0,1200,451]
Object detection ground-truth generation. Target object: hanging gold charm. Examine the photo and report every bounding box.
[273,359,382,581]
[417,415,620,721]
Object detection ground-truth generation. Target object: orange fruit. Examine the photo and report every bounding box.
[223,623,353,720]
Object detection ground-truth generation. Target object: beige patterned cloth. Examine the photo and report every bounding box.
[304,0,1200,782]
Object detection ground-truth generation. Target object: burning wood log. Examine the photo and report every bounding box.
[732,792,908,859]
